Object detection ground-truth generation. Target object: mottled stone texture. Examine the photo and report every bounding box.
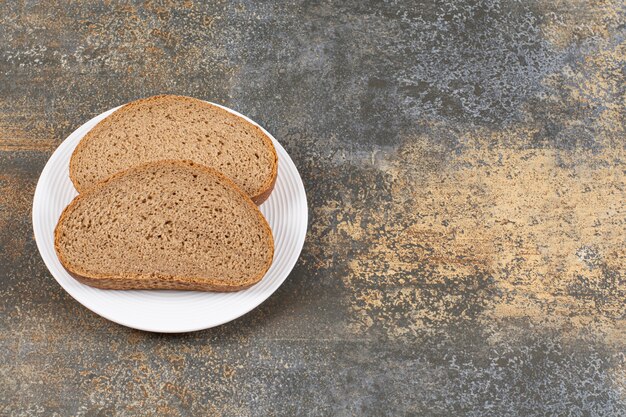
[1,0,625,416]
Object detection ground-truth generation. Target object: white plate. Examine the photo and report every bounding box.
[32,102,308,333]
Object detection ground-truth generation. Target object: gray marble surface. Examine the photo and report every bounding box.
[1,1,624,415]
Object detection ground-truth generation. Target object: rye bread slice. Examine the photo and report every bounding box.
[70,95,278,204]
[55,161,274,291]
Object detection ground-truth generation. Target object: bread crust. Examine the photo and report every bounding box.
[69,95,278,204]
[251,160,277,205]
[56,160,274,291]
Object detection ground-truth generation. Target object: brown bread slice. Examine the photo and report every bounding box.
[70,95,278,204]
[55,161,274,291]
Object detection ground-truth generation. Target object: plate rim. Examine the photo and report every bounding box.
[32,100,308,333]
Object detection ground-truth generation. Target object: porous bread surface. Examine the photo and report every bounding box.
[70,95,278,204]
[55,161,274,291]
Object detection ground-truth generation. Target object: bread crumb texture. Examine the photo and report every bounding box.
[56,161,273,290]
[70,95,277,202]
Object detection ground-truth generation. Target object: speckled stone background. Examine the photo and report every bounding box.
[1,1,625,416]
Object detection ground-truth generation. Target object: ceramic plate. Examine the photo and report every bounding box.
[32,102,307,333]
